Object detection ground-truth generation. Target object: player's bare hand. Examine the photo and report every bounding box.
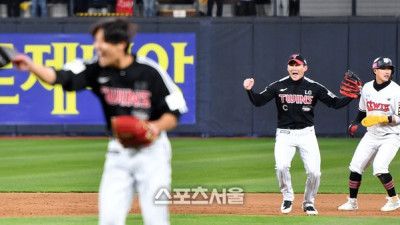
[243,78,254,90]
[11,54,33,71]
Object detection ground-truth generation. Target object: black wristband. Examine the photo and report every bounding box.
[388,116,392,123]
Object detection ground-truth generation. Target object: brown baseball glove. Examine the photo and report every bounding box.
[340,70,362,99]
[111,115,159,148]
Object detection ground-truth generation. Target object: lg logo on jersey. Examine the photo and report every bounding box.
[366,100,390,112]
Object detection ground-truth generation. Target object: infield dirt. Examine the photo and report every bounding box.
[0,193,399,217]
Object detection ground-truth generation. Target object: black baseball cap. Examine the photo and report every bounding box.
[288,54,307,66]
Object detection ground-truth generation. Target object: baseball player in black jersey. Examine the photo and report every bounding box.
[243,54,356,215]
[13,18,187,225]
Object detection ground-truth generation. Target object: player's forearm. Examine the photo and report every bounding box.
[389,115,400,124]
[353,110,366,124]
[13,54,57,84]
[246,90,269,106]
[362,114,399,127]
[331,96,353,109]
[152,113,178,131]
[246,90,257,105]
[29,63,57,84]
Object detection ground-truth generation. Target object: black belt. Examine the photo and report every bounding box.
[279,126,309,130]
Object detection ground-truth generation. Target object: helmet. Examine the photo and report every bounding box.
[372,57,395,75]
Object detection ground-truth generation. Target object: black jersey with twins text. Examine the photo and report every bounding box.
[247,76,351,129]
[54,56,186,131]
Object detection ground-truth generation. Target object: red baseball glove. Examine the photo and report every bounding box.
[340,70,362,99]
[348,121,358,138]
[111,115,159,148]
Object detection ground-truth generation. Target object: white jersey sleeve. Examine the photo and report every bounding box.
[393,90,400,124]
[358,82,368,112]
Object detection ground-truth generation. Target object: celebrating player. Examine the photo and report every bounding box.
[12,18,187,225]
[243,54,360,215]
[338,57,400,212]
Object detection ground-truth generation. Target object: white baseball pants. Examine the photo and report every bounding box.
[99,132,171,225]
[274,126,321,206]
[349,132,400,176]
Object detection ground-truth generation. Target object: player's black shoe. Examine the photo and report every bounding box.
[281,200,292,214]
[303,205,318,216]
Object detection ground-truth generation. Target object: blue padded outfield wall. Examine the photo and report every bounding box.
[0,17,399,137]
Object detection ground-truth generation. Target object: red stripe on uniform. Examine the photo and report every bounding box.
[349,180,361,189]
[384,180,395,190]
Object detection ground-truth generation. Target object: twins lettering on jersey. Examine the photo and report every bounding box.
[279,94,313,104]
[366,100,390,112]
[100,86,152,108]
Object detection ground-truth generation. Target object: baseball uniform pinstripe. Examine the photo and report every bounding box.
[275,126,320,205]
[245,54,354,214]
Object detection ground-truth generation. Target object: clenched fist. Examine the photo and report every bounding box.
[243,78,254,90]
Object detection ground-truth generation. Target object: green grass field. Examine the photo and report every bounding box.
[0,214,399,225]
[0,137,398,224]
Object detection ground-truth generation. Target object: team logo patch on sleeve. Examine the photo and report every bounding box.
[165,92,188,113]
[62,59,86,74]
[327,91,336,98]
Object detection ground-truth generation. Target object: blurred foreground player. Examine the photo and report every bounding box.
[13,18,187,225]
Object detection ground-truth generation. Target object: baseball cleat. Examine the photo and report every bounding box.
[281,200,292,214]
[381,195,400,212]
[303,205,318,216]
[338,197,358,211]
